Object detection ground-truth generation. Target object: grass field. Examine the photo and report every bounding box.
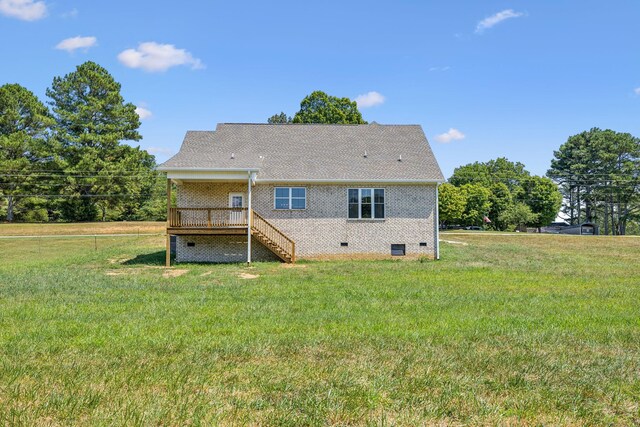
[0,224,638,426]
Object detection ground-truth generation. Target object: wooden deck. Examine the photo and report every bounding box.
[168,207,248,232]
[167,227,247,235]
[166,207,295,263]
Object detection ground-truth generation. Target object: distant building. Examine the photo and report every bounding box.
[557,222,599,236]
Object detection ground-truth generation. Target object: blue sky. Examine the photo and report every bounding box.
[1,0,639,177]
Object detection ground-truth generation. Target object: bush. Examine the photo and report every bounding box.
[22,208,49,222]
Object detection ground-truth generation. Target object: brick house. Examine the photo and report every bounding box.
[157,123,444,265]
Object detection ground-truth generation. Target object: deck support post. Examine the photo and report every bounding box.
[166,178,172,267]
[435,183,440,260]
[247,172,254,264]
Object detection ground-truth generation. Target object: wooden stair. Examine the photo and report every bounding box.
[251,211,295,263]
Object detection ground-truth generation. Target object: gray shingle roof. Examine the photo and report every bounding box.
[158,123,444,182]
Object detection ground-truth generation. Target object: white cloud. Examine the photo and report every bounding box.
[55,36,97,53]
[117,42,204,72]
[429,66,451,72]
[0,0,47,21]
[147,146,174,156]
[355,91,385,108]
[476,9,523,33]
[634,87,640,96]
[434,128,465,143]
[60,8,78,18]
[135,106,153,120]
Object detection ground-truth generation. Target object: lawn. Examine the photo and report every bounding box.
[0,224,638,426]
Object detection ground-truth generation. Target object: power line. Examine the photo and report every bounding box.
[0,194,154,198]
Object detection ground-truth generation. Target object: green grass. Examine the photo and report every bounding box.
[0,225,639,426]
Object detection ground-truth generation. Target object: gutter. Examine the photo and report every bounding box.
[156,167,261,172]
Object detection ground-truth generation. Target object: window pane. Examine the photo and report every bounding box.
[275,187,289,198]
[375,203,385,218]
[348,203,359,218]
[348,189,358,204]
[275,198,289,209]
[231,196,243,208]
[291,188,305,198]
[361,203,372,218]
[291,198,305,209]
[361,189,371,204]
[374,189,384,203]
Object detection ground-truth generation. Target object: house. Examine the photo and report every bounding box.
[557,222,599,235]
[157,123,445,265]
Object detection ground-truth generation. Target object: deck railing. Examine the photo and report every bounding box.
[168,207,248,228]
[251,210,295,262]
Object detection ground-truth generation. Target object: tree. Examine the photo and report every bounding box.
[498,203,538,231]
[292,91,367,124]
[135,173,174,221]
[267,112,292,124]
[460,183,491,226]
[517,176,562,229]
[0,83,56,222]
[449,157,530,192]
[548,128,639,234]
[487,182,513,231]
[46,61,151,221]
[438,183,466,226]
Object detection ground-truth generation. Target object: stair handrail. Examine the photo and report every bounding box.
[251,210,295,262]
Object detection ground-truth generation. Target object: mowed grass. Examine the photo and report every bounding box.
[0,221,165,236]
[0,225,638,426]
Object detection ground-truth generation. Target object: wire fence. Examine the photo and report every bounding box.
[0,231,168,265]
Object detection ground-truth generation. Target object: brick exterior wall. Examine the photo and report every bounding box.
[175,235,280,263]
[175,182,438,262]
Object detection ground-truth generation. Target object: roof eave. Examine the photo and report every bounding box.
[256,178,445,184]
[156,166,261,172]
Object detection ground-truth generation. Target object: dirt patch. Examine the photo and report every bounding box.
[200,271,214,277]
[440,239,469,246]
[105,266,169,276]
[105,270,128,276]
[466,261,491,268]
[163,269,188,278]
[280,264,307,269]
[238,272,260,279]
[108,257,132,264]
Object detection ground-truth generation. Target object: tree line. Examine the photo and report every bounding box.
[439,132,639,234]
[438,158,563,231]
[0,62,166,222]
[2,62,638,233]
[548,128,639,235]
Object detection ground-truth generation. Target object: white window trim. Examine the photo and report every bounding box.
[348,188,385,219]
[274,187,307,210]
[228,192,245,208]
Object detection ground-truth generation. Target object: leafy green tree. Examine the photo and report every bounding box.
[498,203,538,231]
[267,112,292,124]
[0,83,56,221]
[460,183,491,226]
[487,182,512,231]
[46,61,152,221]
[135,173,174,221]
[292,91,367,124]
[449,157,530,192]
[438,183,466,226]
[517,176,562,229]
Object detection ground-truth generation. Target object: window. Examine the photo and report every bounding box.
[391,244,406,256]
[274,187,306,210]
[348,188,385,219]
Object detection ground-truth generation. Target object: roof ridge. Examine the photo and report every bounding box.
[216,123,421,126]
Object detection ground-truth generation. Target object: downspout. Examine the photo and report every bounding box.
[247,172,253,264]
[435,183,440,260]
